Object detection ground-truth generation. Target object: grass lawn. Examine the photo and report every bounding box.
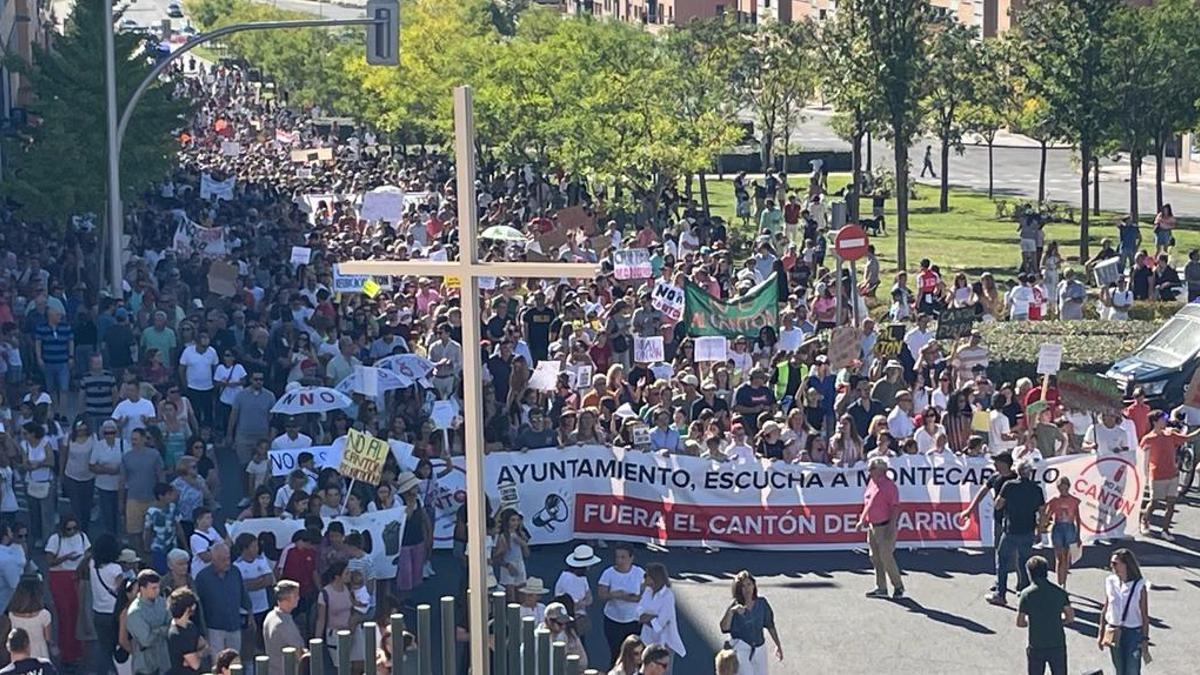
[697,174,1200,281]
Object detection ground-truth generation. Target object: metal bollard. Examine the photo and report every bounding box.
[441,596,457,675]
[337,629,353,674]
[390,613,406,675]
[282,646,299,675]
[550,641,566,675]
[308,638,325,675]
[255,655,270,675]
[520,617,535,675]
[363,621,378,673]
[491,591,508,675]
[565,654,581,675]
[534,628,550,675]
[506,603,521,675]
[417,604,433,675]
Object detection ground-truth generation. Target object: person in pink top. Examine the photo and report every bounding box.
[856,457,904,598]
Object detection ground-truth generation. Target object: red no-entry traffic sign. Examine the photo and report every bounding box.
[834,224,870,262]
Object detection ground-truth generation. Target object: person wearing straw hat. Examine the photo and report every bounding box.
[541,602,588,670]
[517,576,550,624]
[393,470,430,604]
[556,544,601,635]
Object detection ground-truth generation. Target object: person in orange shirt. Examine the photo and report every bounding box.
[1139,410,1200,540]
[1122,388,1151,441]
[1041,477,1082,587]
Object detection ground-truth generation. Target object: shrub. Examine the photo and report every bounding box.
[977,319,1157,386]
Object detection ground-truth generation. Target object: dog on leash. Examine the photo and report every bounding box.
[861,215,886,236]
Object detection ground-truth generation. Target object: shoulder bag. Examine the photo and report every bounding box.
[1101,578,1141,648]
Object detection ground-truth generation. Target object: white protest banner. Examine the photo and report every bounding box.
[332,264,393,294]
[1037,343,1064,375]
[290,246,312,266]
[274,129,298,145]
[230,507,405,578]
[361,186,406,223]
[633,336,665,363]
[220,141,242,157]
[296,167,313,180]
[355,365,380,396]
[431,400,458,430]
[172,219,226,258]
[569,364,593,391]
[479,276,497,290]
[528,361,562,391]
[613,249,652,280]
[290,147,334,163]
[1093,257,1121,287]
[454,447,1141,550]
[389,440,418,471]
[694,335,728,363]
[200,173,236,201]
[268,444,343,477]
[404,191,435,210]
[650,282,685,323]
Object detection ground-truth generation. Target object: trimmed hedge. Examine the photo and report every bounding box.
[977,319,1158,386]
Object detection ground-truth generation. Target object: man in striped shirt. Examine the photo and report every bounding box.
[34,308,73,405]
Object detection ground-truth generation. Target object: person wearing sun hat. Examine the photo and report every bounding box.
[541,602,588,669]
[394,470,431,602]
[555,544,601,635]
[517,576,550,624]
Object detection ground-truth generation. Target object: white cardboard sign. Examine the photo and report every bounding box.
[290,246,312,265]
[651,282,685,322]
[695,336,729,363]
[634,336,665,363]
[613,249,652,280]
[1037,343,1064,375]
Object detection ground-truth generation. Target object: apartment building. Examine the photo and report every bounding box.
[790,0,1016,36]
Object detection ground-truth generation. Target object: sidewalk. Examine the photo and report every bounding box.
[1096,155,1200,191]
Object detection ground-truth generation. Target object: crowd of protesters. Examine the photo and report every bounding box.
[0,51,1185,675]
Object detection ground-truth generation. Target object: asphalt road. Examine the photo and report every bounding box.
[207,443,1200,675]
[118,0,363,33]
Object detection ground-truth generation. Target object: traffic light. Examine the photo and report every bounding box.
[366,0,399,66]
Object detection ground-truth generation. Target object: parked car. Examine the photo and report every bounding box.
[167,2,184,17]
[1103,302,1200,408]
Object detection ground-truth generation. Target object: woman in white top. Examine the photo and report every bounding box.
[636,563,686,672]
[1099,548,1150,675]
[598,543,646,664]
[20,422,56,547]
[5,578,52,660]
[89,535,126,674]
[556,545,600,635]
[62,419,97,529]
[1104,277,1134,321]
[45,514,90,665]
[213,350,246,430]
[913,408,946,454]
[189,507,224,578]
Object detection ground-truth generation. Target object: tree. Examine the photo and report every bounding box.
[853,0,934,269]
[923,18,981,212]
[743,22,816,173]
[963,38,1015,201]
[817,7,880,221]
[3,0,187,226]
[1014,0,1120,259]
[663,17,751,215]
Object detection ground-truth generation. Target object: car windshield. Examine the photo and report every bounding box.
[1140,315,1200,368]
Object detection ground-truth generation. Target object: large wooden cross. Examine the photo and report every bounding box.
[339,86,597,674]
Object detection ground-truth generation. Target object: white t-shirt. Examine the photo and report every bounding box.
[45,532,90,571]
[112,398,156,443]
[554,572,591,615]
[1104,574,1146,628]
[90,437,124,491]
[233,554,274,614]
[23,439,53,483]
[179,345,219,391]
[0,466,17,513]
[271,433,313,450]
[189,527,221,578]
[598,565,645,624]
[1086,423,1130,454]
[90,562,124,613]
[214,363,247,405]
[989,411,1015,452]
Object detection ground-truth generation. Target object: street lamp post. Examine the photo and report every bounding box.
[103,4,399,293]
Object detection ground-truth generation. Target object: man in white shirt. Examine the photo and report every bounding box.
[597,543,646,663]
[273,471,308,515]
[178,331,219,428]
[887,391,916,440]
[271,419,313,450]
[1084,411,1132,454]
[112,381,156,444]
[903,315,934,364]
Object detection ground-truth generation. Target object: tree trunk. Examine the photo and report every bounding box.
[939,135,950,212]
[699,170,711,217]
[684,174,693,203]
[1154,134,1165,212]
[1038,140,1047,203]
[849,129,863,222]
[1092,156,1100,216]
[1079,141,1091,260]
[866,130,873,173]
[1129,150,1139,225]
[894,137,910,270]
[987,141,995,200]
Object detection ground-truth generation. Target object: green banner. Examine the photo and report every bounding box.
[682,273,780,338]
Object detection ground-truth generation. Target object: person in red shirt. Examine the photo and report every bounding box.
[1123,388,1151,440]
[277,529,320,631]
[1021,377,1061,423]
[1139,410,1200,540]
[856,457,904,598]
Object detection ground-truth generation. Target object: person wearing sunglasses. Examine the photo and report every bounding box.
[638,643,673,675]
